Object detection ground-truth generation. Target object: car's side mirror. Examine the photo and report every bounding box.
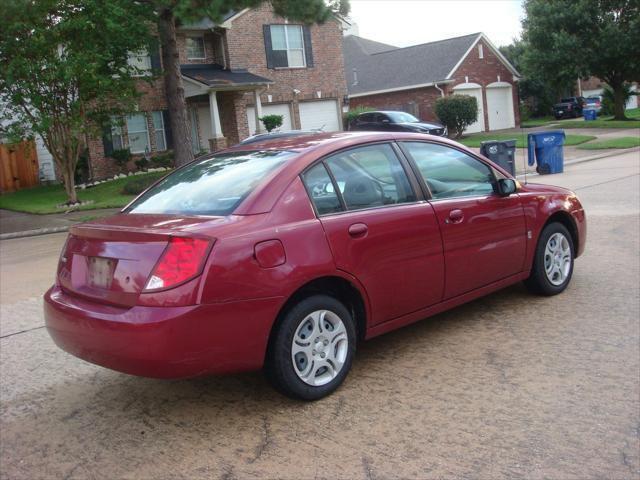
[497,178,517,196]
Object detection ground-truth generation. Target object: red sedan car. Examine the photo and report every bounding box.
[45,132,586,400]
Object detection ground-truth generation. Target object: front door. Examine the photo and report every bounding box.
[401,141,527,299]
[301,143,445,325]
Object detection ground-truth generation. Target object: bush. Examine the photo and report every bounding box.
[150,151,174,168]
[344,106,375,129]
[134,157,149,171]
[110,148,131,172]
[121,175,159,195]
[259,114,283,132]
[435,95,478,138]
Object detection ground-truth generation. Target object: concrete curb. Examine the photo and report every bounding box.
[0,226,69,241]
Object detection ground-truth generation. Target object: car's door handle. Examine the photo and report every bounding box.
[348,223,368,238]
[446,209,464,224]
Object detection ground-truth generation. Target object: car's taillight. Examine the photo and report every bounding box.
[144,237,211,291]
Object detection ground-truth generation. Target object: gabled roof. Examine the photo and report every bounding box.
[181,64,272,88]
[343,32,519,97]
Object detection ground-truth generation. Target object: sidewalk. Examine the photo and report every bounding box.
[0,208,120,239]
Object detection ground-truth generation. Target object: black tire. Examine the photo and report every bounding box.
[524,222,575,296]
[265,295,356,401]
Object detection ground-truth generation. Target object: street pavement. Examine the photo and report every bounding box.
[0,150,638,479]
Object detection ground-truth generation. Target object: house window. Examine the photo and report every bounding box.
[127,49,151,75]
[478,44,484,59]
[186,36,206,60]
[269,25,305,68]
[151,111,167,151]
[126,113,150,154]
[111,120,125,151]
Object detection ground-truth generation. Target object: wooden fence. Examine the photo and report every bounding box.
[0,140,39,192]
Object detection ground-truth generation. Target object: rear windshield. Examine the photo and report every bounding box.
[125,150,294,216]
[560,98,576,103]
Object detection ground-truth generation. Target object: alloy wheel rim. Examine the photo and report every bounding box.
[291,309,348,387]
[544,232,572,286]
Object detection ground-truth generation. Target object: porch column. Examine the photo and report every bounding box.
[208,90,227,151]
[254,89,266,134]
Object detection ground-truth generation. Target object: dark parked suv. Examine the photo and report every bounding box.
[350,111,446,136]
[553,97,586,119]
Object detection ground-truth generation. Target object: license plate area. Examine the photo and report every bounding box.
[87,256,117,289]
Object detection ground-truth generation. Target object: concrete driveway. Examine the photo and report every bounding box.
[1,151,638,479]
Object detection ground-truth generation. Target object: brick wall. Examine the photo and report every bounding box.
[225,4,347,125]
[349,87,443,123]
[447,39,520,128]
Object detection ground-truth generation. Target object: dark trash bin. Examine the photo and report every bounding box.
[584,108,597,121]
[480,140,517,176]
[527,130,565,174]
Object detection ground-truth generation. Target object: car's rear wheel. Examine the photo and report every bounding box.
[524,222,575,296]
[265,295,356,400]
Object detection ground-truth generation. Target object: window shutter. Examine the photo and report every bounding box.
[150,41,161,71]
[162,110,173,149]
[102,125,113,157]
[303,25,314,68]
[263,25,274,69]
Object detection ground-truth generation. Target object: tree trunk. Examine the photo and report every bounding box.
[61,165,78,204]
[158,10,194,167]
[612,83,628,121]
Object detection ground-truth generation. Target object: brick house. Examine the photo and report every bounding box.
[576,76,638,110]
[343,33,521,133]
[91,5,347,179]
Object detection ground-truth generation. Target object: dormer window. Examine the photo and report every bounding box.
[186,36,206,60]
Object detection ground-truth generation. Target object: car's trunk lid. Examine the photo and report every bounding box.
[58,214,220,307]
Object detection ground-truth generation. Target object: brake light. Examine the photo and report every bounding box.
[144,237,211,291]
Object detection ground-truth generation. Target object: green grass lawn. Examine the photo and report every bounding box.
[521,108,640,129]
[521,116,556,128]
[458,132,596,148]
[577,136,640,150]
[0,171,167,214]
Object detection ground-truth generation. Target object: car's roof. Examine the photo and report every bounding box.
[217,131,486,215]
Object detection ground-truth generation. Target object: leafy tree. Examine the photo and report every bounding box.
[523,0,640,120]
[0,0,152,203]
[500,39,560,117]
[144,0,350,166]
[601,82,637,115]
[435,95,478,138]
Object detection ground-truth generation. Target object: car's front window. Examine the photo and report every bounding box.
[403,142,495,199]
[126,150,295,216]
[387,112,419,123]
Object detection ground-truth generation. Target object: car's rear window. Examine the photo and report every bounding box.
[125,150,294,216]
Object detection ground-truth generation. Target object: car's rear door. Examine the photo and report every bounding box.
[401,141,527,299]
[301,142,444,326]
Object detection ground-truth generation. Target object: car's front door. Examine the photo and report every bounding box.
[302,143,445,326]
[401,141,527,299]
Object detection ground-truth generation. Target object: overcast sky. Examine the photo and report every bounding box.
[348,0,524,48]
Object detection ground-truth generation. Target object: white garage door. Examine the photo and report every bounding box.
[452,84,485,133]
[247,103,293,136]
[299,100,341,132]
[486,83,515,131]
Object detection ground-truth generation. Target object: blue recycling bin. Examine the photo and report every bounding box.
[584,108,597,121]
[527,130,565,174]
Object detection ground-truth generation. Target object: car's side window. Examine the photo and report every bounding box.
[324,143,415,211]
[403,142,495,199]
[302,163,343,216]
[358,113,374,123]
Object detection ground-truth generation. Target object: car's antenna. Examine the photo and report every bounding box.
[522,126,528,185]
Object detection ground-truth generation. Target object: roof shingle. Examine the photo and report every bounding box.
[343,33,481,96]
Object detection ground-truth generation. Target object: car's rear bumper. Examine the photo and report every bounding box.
[44,286,283,378]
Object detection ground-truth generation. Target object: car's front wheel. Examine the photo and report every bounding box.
[524,222,575,296]
[265,295,356,400]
